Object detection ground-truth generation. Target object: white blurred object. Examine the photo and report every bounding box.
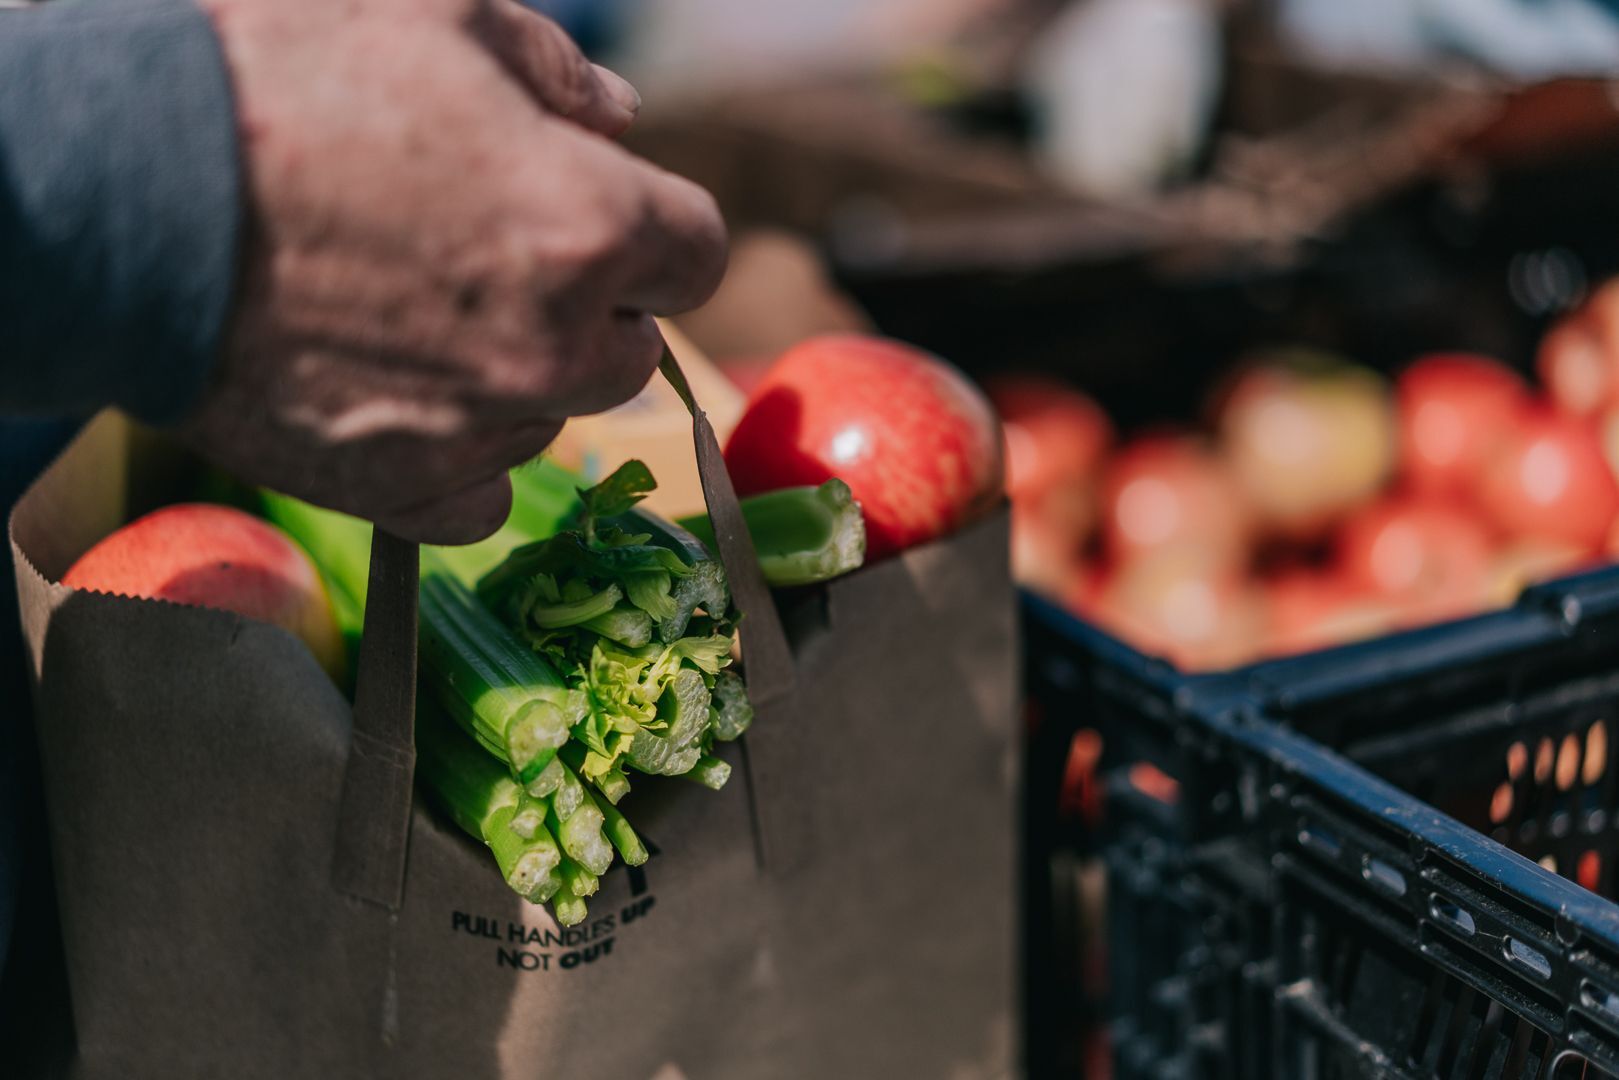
[1278,0,1619,79]
[1023,0,1223,199]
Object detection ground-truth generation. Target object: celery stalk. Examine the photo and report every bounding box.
[686,754,732,791]
[415,709,561,903]
[527,584,623,629]
[417,559,582,782]
[552,889,588,928]
[486,807,562,900]
[508,797,548,840]
[558,857,599,899]
[603,509,730,641]
[678,478,866,587]
[580,605,654,647]
[627,668,711,776]
[586,788,649,866]
[524,757,565,799]
[561,742,631,804]
[552,760,587,821]
[711,670,754,741]
[548,800,614,876]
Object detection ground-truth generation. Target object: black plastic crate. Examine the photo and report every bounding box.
[1024,565,1619,1079]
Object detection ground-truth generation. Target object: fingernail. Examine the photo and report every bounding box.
[592,63,641,117]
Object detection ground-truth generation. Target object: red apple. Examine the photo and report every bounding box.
[1215,353,1395,537]
[1538,279,1619,417]
[724,334,1004,560]
[1395,353,1529,500]
[1089,549,1265,671]
[1334,496,1493,623]
[1476,405,1619,553]
[63,504,344,677]
[1261,570,1403,657]
[1010,503,1082,596]
[1098,433,1250,572]
[987,374,1112,568]
[984,374,1113,504]
[1483,539,1599,608]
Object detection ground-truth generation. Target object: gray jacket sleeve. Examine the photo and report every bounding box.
[0,0,240,425]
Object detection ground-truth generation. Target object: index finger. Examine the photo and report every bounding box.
[613,157,729,317]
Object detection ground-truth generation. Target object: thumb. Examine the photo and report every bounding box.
[475,2,640,138]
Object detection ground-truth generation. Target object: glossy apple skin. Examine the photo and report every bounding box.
[63,503,344,677]
[1334,495,1493,622]
[1395,353,1528,500]
[1476,405,1619,554]
[724,334,1004,560]
[1098,433,1250,572]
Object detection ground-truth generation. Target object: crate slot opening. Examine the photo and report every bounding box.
[1429,896,1476,938]
[1580,981,1619,1024]
[1362,857,1407,898]
[1298,825,1342,861]
[1503,936,1553,981]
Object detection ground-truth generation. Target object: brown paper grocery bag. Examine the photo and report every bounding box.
[9,398,1016,1079]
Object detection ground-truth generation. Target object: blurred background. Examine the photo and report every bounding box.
[529,0,1619,674]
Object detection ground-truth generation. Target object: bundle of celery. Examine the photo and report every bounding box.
[264,458,865,927]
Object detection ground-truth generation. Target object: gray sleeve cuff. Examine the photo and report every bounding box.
[0,0,241,424]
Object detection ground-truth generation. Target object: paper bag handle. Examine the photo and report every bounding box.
[330,348,794,906]
[659,350,796,707]
[331,528,418,909]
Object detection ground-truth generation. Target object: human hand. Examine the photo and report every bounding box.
[184,0,726,543]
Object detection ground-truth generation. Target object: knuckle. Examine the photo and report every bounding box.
[534,25,596,118]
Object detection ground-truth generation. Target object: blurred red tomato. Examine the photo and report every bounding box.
[1089,550,1265,671]
[1476,405,1619,553]
[1395,353,1528,500]
[1538,280,1619,417]
[985,374,1113,503]
[1216,353,1395,538]
[1335,496,1493,622]
[725,334,1004,560]
[1098,433,1250,571]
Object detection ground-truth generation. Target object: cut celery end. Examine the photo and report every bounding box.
[552,891,588,928]
[587,788,649,866]
[509,799,547,840]
[687,754,732,791]
[551,802,613,876]
[487,807,561,898]
[559,858,600,899]
[711,669,753,742]
[678,478,866,587]
[628,668,712,775]
[524,757,565,799]
[553,761,587,821]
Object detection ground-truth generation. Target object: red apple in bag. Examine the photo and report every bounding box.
[63,503,344,677]
[725,334,1004,560]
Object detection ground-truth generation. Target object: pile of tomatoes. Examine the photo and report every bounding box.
[994,280,1619,671]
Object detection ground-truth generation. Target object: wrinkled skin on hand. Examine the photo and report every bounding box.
[186,0,727,543]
